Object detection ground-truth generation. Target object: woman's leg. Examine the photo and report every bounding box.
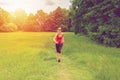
[56,44,63,62]
[58,53,61,62]
[58,44,63,62]
[56,44,60,62]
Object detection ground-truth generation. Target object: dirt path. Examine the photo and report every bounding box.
[58,56,71,80]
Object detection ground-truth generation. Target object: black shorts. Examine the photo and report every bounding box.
[55,44,63,53]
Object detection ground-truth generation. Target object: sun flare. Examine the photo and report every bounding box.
[0,0,43,14]
[6,1,32,14]
[10,4,29,13]
[0,0,71,14]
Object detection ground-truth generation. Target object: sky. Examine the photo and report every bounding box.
[0,0,71,14]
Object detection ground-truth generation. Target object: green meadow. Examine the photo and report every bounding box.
[0,32,119,80]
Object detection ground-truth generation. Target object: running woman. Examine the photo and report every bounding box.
[53,27,64,62]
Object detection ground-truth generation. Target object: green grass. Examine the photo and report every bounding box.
[0,32,119,80]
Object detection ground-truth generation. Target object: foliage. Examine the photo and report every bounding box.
[70,0,120,47]
[0,23,17,32]
[43,7,70,32]
[0,7,71,32]
[14,9,27,30]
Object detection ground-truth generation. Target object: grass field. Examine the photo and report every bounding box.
[0,32,119,80]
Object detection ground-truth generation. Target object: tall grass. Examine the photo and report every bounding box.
[0,32,59,80]
[63,33,120,80]
[0,32,119,80]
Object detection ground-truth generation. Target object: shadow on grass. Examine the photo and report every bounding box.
[43,57,56,61]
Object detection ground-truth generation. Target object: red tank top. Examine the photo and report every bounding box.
[56,33,63,44]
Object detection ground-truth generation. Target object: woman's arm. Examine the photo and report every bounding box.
[62,33,64,43]
[53,33,58,44]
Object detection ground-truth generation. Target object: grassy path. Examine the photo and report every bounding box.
[58,56,71,80]
[58,55,94,80]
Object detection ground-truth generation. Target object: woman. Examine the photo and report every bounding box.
[53,27,64,62]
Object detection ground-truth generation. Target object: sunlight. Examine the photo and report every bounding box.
[0,0,71,14]
[8,3,29,14]
[1,0,46,14]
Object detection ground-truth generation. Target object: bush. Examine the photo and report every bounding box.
[91,25,120,47]
[0,23,18,32]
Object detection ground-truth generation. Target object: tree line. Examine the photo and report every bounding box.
[70,0,120,47]
[0,7,71,32]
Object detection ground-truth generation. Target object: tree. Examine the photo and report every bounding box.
[35,10,48,31]
[0,8,17,32]
[0,8,10,26]
[43,7,70,31]
[23,13,37,31]
[14,8,27,30]
[70,0,120,47]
